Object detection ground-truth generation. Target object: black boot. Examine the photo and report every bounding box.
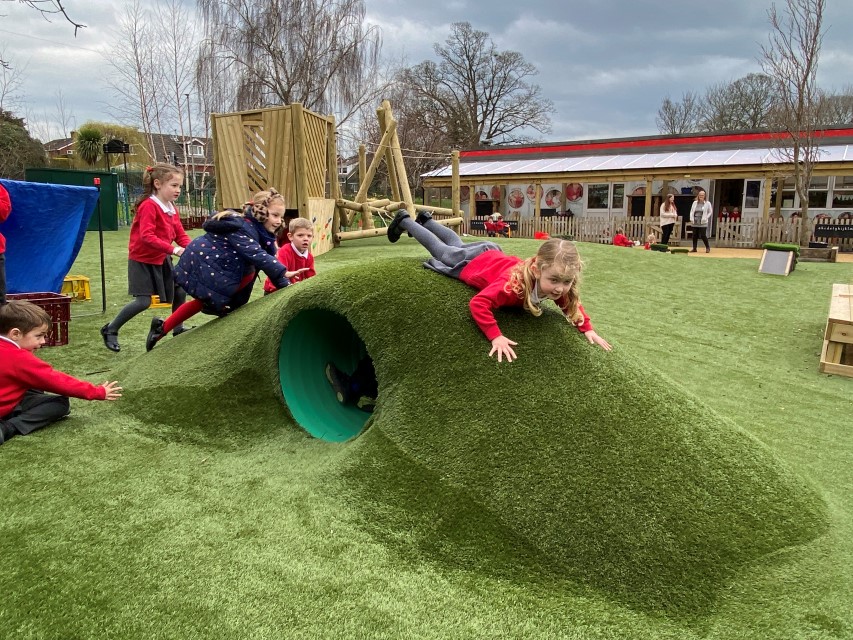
[100,324,120,352]
[415,210,433,225]
[386,211,411,243]
[146,317,166,352]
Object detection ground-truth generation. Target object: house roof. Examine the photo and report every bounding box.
[44,138,73,152]
[44,133,215,166]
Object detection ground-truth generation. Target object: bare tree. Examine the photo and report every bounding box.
[399,22,553,148]
[195,0,384,126]
[760,0,826,227]
[105,0,161,161]
[53,89,75,138]
[655,92,701,135]
[698,74,777,131]
[158,0,197,142]
[0,48,25,112]
[820,86,853,125]
[0,0,85,67]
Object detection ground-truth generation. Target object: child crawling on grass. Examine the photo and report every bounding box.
[386,210,611,362]
[1,301,122,445]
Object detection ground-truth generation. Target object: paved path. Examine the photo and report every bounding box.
[683,247,853,263]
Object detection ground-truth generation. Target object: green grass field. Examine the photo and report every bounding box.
[0,228,850,639]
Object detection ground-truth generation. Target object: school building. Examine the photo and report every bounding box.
[421,127,853,248]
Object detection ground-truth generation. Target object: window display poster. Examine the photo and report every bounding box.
[507,183,533,218]
[475,185,501,202]
[565,182,584,216]
[541,183,562,211]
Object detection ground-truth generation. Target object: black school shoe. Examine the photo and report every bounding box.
[172,325,193,337]
[386,211,410,243]
[100,324,120,352]
[146,317,165,352]
[415,210,433,226]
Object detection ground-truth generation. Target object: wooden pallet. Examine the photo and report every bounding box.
[819,283,853,377]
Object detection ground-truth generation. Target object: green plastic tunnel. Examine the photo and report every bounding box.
[278,309,373,442]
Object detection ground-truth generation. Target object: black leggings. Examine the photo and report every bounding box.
[692,227,710,250]
[661,223,674,245]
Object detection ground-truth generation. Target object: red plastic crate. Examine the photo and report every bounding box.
[6,292,72,347]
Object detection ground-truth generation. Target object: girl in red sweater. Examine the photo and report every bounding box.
[387,210,611,362]
[100,164,191,352]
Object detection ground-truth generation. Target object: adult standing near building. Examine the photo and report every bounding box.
[659,193,678,245]
[689,190,713,253]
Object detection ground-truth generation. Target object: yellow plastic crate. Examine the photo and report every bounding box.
[61,275,91,302]
[150,295,172,308]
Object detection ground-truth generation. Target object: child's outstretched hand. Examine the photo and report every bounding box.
[489,335,518,363]
[583,330,612,351]
[285,268,310,279]
[101,381,123,400]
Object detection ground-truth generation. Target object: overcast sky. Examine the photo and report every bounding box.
[2,0,852,144]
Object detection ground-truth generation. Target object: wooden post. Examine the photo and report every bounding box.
[353,122,396,205]
[358,144,367,198]
[644,179,653,219]
[774,177,784,218]
[381,101,416,215]
[451,150,460,217]
[534,181,541,225]
[378,103,402,205]
[291,103,309,219]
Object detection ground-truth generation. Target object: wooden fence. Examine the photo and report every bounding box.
[464,215,853,250]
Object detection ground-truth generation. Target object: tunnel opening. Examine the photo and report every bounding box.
[278,308,375,442]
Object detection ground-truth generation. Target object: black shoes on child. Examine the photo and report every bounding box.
[388,209,435,243]
[146,317,165,352]
[100,324,120,352]
[386,211,410,243]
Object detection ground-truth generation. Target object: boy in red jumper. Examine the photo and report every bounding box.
[264,217,317,293]
[1,301,122,445]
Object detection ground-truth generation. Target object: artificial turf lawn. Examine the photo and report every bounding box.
[0,228,851,639]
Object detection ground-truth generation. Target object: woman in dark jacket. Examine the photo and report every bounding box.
[146,189,307,350]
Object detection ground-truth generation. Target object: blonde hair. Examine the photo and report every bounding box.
[136,163,183,209]
[0,300,51,335]
[244,188,285,228]
[647,233,657,243]
[505,239,583,323]
[289,217,313,233]
[209,209,242,222]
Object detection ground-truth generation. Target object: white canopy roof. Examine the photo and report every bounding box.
[422,144,853,178]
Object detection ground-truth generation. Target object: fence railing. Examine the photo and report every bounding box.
[463,215,853,250]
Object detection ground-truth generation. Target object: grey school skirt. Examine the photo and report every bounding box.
[127,257,175,302]
[423,241,501,279]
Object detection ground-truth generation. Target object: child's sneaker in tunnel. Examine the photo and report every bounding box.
[325,362,352,404]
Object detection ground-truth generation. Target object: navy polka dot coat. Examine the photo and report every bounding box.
[174,212,289,314]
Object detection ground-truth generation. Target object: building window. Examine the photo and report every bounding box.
[807,175,828,208]
[611,183,624,209]
[588,183,609,209]
[772,178,797,208]
[831,175,853,209]
[339,165,349,175]
[744,180,761,208]
[65,149,74,155]
[188,144,204,157]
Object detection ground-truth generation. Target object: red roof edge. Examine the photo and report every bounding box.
[460,128,853,159]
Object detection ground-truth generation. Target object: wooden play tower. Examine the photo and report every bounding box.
[211,100,463,254]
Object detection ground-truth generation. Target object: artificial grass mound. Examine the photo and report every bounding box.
[116,257,827,616]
